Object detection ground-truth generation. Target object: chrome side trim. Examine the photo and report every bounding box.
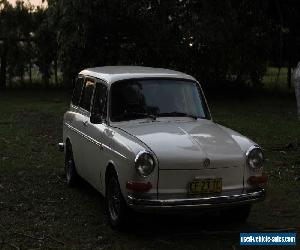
[127,189,265,211]
[64,122,127,159]
[65,122,102,148]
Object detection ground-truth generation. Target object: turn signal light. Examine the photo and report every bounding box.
[126,181,152,192]
[247,175,268,186]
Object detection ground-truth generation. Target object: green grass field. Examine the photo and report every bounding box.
[0,90,299,249]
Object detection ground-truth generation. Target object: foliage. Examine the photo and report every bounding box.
[33,6,58,86]
[48,0,273,86]
[0,0,57,88]
[0,0,300,88]
[0,0,34,88]
[268,0,300,67]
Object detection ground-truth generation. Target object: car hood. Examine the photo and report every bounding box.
[115,119,246,170]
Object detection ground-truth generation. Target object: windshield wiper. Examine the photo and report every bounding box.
[112,112,156,122]
[158,111,199,120]
[130,112,157,120]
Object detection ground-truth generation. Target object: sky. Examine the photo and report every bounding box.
[8,0,46,6]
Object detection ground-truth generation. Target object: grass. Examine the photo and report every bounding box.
[0,90,299,249]
[263,67,294,92]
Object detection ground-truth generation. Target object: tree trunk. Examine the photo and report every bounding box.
[0,47,7,91]
[29,60,32,85]
[275,0,283,82]
[20,68,24,87]
[44,74,49,88]
[288,58,292,89]
[294,62,300,120]
[54,57,58,87]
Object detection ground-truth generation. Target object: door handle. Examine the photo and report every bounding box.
[82,120,88,126]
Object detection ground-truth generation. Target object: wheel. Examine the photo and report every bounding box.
[105,172,129,230]
[64,142,79,186]
[220,205,252,224]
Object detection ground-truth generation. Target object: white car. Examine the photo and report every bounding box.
[59,66,267,229]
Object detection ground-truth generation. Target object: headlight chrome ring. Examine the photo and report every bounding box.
[135,150,155,177]
[246,145,264,172]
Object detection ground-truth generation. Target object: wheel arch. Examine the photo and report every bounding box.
[104,161,119,196]
[65,137,72,147]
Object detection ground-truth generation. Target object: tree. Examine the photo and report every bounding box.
[294,62,300,120]
[33,6,57,87]
[1,0,289,89]
[268,0,300,88]
[0,0,14,90]
[50,0,273,87]
[0,0,34,89]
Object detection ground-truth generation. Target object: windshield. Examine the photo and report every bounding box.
[110,78,210,122]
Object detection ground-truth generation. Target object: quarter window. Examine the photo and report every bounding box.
[92,82,108,120]
[79,79,95,112]
[71,77,84,106]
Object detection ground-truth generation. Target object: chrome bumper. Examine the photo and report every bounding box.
[127,189,265,211]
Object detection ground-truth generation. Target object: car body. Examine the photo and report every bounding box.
[60,66,267,228]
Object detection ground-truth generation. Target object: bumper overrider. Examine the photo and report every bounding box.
[127,188,266,211]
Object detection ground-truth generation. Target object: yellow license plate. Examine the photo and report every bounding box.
[189,178,222,194]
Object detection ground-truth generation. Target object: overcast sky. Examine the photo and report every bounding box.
[8,0,45,6]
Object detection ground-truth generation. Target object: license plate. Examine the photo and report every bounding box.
[189,178,222,194]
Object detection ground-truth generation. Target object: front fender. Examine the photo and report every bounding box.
[102,128,158,200]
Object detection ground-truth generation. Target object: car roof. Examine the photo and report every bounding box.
[79,66,196,84]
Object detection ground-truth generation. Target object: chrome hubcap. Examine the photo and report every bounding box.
[65,149,73,182]
[66,159,73,181]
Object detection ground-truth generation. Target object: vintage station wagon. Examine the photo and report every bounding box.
[59,66,267,229]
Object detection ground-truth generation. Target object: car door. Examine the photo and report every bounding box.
[66,76,86,175]
[76,77,96,179]
[81,80,109,192]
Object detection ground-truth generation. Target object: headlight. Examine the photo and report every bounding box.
[246,146,264,171]
[135,151,155,177]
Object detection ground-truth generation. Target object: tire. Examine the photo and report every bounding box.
[105,172,129,230]
[64,142,79,187]
[220,205,252,224]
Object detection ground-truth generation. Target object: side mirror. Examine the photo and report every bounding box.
[90,113,102,124]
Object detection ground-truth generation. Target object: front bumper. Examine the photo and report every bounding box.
[127,188,265,211]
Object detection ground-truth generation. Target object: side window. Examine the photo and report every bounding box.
[92,82,108,119]
[71,77,84,106]
[79,79,95,112]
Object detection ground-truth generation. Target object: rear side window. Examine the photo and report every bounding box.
[71,77,84,106]
[79,79,95,112]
